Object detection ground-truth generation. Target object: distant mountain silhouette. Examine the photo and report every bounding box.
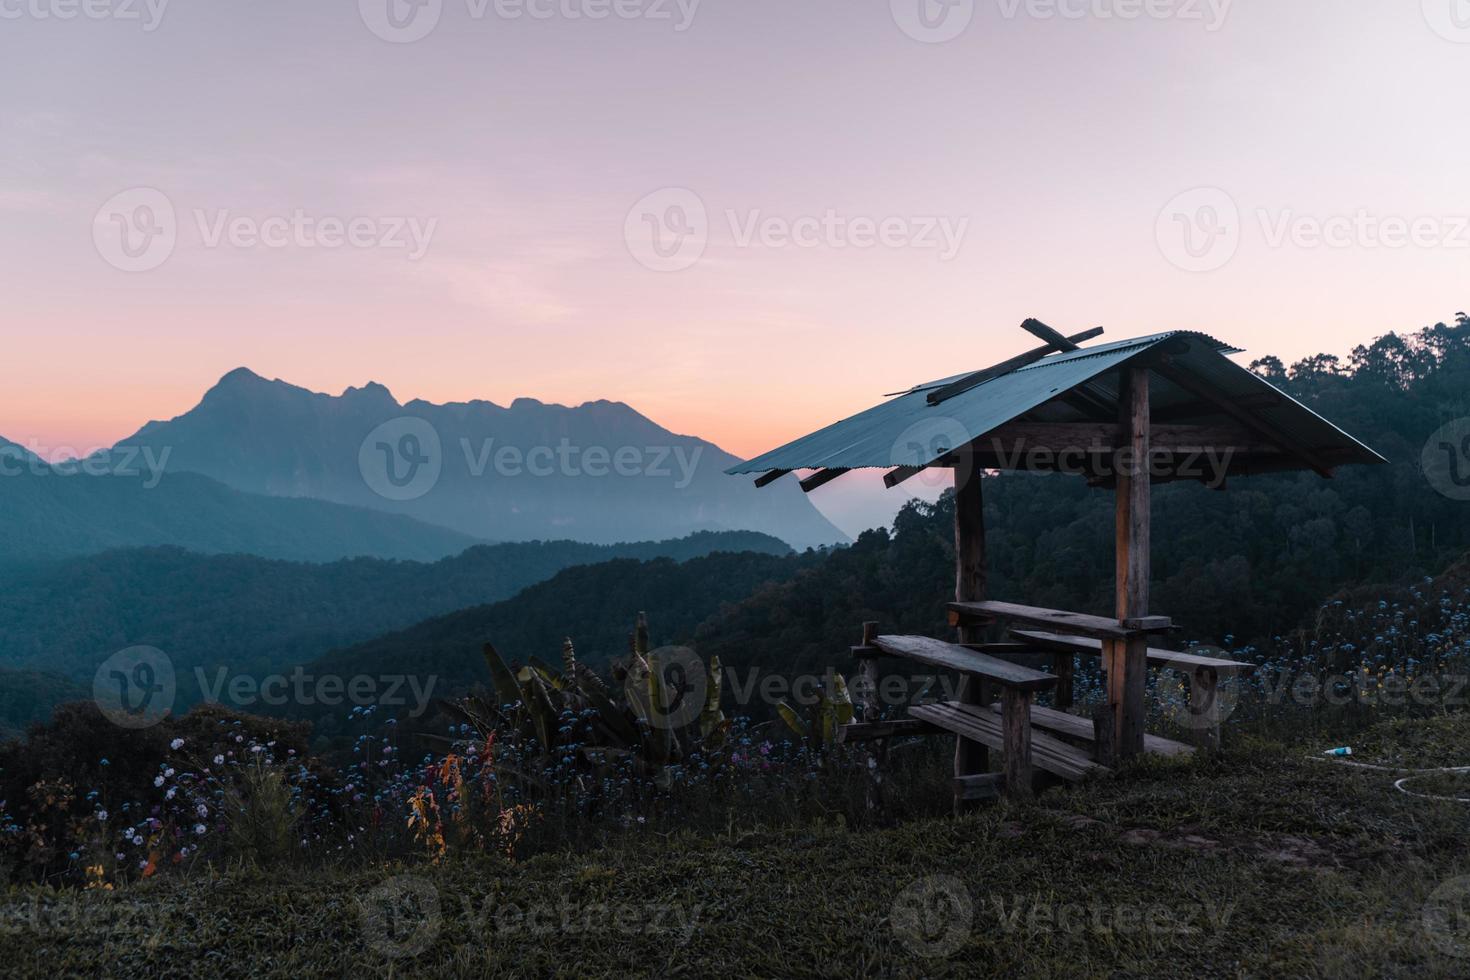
[107,369,846,548]
[0,438,480,564]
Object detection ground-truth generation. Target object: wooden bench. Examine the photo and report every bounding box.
[1009,629,1254,751]
[909,700,1106,785]
[870,634,1057,800]
[986,702,1194,758]
[948,600,1174,639]
[1008,630,1253,672]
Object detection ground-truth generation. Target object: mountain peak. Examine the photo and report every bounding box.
[218,367,266,387]
[341,381,399,407]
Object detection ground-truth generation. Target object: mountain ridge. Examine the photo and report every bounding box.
[106,368,846,548]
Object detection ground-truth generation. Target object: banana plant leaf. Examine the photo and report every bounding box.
[482,642,526,713]
[700,656,725,737]
[776,701,809,738]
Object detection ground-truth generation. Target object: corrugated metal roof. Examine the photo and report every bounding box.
[726,331,1385,475]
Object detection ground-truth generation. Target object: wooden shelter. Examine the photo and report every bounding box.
[729,320,1385,804]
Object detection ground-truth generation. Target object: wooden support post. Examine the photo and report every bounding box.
[1091,702,1116,768]
[1000,687,1034,800]
[953,467,989,809]
[856,621,885,813]
[1110,366,1151,759]
[858,621,880,723]
[1189,665,1222,753]
[1053,652,1074,710]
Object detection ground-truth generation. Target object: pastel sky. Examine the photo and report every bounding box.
[4,1,1468,523]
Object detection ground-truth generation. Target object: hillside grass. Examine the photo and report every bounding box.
[5,714,1470,978]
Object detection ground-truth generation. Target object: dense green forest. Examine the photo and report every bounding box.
[0,669,85,742]
[300,315,1470,726]
[0,531,789,731]
[299,548,824,737]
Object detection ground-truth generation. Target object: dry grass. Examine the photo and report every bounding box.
[4,716,1470,978]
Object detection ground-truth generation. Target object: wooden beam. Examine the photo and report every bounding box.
[1053,651,1074,710]
[978,420,1282,457]
[871,635,1058,692]
[927,327,1104,406]
[857,620,884,812]
[953,467,988,807]
[1190,665,1223,754]
[798,468,849,493]
[1001,687,1034,800]
[1151,361,1334,479]
[842,719,940,743]
[885,419,1279,488]
[1110,366,1151,759]
[1020,318,1092,351]
[752,469,790,488]
[948,600,1172,640]
[882,464,927,489]
[1115,369,1152,619]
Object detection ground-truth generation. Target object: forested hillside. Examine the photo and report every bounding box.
[300,548,824,735]
[0,531,790,725]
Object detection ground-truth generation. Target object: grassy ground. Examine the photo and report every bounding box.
[5,716,1470,978]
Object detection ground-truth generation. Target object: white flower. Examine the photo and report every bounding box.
[96,809,109,822]
[165,787,177,801]
[193,824,207,836]
[153,776,165,788]
[196,804,209,819]
[170,738,185,750]
[213,755,224,766]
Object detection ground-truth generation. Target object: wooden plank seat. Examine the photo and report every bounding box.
[986,702,1194,758]
[870,634,1059,799]
[1009,629,1252,752]
[909,701,1106,783]
[948,600,1174,639]
[870,635,1057,691]
[837,719,943,743]
[1008,630,1254,672]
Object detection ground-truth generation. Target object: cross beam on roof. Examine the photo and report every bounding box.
[1019,318,1087,351]
[752,469,790,488]
[927,325,1104,406]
